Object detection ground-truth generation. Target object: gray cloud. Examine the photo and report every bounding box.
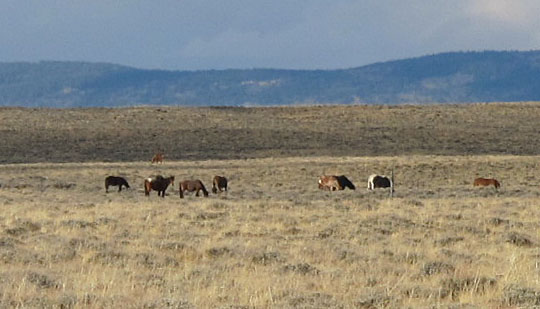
[2,0,540,70]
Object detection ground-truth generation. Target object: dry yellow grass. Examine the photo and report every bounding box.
[1,155,540,308]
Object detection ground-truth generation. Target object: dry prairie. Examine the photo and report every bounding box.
[1,155,540,308]
[1,103,540,308]
[2,102,540,164]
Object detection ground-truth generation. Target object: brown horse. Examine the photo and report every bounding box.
[318,175,356,191]
[212,175,228,194]
[144,175,174,197]
[179,180,209,198]
[105,176,130,193]
[474,178,500,189]
[151,153,164,164]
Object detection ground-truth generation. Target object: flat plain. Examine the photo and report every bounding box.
[1,103,540,308]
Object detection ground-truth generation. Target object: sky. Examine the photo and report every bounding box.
[2,0,540,71]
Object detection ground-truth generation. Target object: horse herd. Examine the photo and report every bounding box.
[105,172,500,199]
[317,174,395,191]
[103,153,501,197]
[105,175,228,198]
[317,174,500,191]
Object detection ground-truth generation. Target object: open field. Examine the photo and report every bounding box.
[2,103,540,307]
[3,102,540,163]
[1,155,540,308]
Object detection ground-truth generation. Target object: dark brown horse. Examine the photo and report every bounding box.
[474,178,500,189]
[179,180,209,198]
[105,176,130,193]
[144,175,174,197]
[151,152,164,164]
[212,175,228,194]
[318,175,356,191]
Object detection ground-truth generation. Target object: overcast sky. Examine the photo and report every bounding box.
[2,0,540,71]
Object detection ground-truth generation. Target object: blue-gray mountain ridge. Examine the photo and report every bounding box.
[1,50,539,107]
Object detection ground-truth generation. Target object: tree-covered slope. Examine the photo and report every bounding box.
[1,51,540,107]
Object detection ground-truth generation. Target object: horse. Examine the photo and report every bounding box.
[151,153,164,164]
[473,178,500,189]
[318,175,356,191]
[212,175,228,194]
[105,176,130,193]
[367,174,392,190]
[144,175,174,197]
[179,180,209,198]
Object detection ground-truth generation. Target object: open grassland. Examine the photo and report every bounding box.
[3,102,540,163]
[1,156,540,308]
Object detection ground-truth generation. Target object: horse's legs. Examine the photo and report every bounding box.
[105,185,109,193]
[179,188,184,198]
[144,182,150,196]
[196,189,200,197]
[118,185,122,192]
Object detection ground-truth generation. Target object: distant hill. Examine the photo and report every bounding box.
[2,50,540,107]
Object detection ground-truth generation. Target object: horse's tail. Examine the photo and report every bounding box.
[212,179,218,194]
[179,183,184,198]
[144,179,151,196]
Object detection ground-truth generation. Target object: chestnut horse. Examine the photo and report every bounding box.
[179,180,209,198]
[151,153,164,164]
[212,175,228,194]
[318,175,356,191]
[473,178,500,189]
[144,175,175,197]
[105,176,130,193]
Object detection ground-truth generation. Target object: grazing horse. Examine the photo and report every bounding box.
[151,153,164,164]
[144,175,174,197]
[212,175,228,194]
[179,180,209,198]
[474,178,500,189]
[105,176,130,193]
[367,174,392,190]
[318,175,356,191]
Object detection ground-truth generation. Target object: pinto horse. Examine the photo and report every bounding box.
[151,153,164,164]
[474,178,500,189]
[105,176,130,193]
[318,175,356,191]
[211,175,228,194]
[367,174,392,190]
[179,180,209,198]
[144,175,175,197]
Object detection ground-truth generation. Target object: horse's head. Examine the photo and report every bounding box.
[212,186,218,194]
[169,176,175,186]
[338,175,356,190]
